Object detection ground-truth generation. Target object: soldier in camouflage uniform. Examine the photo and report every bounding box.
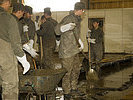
[11,3,25,36]
[0,0,30,99]
[36,15,56,69]
[55,2,85,98]
[11,3,35,74]
[89,19,104,63]
[20,5,38,69]
[11,3,26,74]
[20,5,36,45]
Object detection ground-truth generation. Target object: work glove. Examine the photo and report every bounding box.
[56,40,60,47]
[88,38,96,44]
[78,38,84,51]
[88,29,91,32]
[16,54,30,74]
[60,23,76,32]
[23,43,38,58]
[28,39,34,48]
[23,25,29,32]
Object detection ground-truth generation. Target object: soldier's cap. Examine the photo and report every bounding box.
[44,7,51,13]
[12,3,25,12]
[92,19,99,23]
[25,5,33,14]
[74,2,85,10]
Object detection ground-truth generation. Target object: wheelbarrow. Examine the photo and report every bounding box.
[19,68,67,100]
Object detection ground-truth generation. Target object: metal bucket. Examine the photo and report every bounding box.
[19,68,66,94]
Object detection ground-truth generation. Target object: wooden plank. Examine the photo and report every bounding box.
[90,2,133,9]
[11,0,17,4]
[90,0,133,3]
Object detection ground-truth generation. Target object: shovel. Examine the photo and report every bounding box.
[86,30,99,81]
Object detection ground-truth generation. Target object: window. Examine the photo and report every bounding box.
[24,0,80,12]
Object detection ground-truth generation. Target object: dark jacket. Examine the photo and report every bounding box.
[47,17,58,27]
[47,17,60,40]
[36,20,56,48]
[90,27,104,48]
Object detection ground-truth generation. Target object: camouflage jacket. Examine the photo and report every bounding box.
[0,7,24,57]
[55,12,82,58]
[11,14,23,43]
[20,18,35,44]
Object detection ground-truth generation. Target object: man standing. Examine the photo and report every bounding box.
[20,5,37,54]
[12,3,24,25]
[88,19,104,63]
[37,15,56,69]
[20,5,38,69]
[55,2,85,98]
[44,7,60,51]
[20,5,36,46]
[0,0,30,99]
[11,3,25,45]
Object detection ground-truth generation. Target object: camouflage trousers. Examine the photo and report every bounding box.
[0,39,19,100]
[61,54,81,94]
[90,46,104,62]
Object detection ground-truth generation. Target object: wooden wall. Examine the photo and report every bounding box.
[11,0,133,9]
[89,0,133,9]
[11,0,17,4]
[81,0,89,9]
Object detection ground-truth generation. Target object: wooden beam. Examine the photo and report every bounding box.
[90,2,133,9]
[90,0,133,3]
[11,0,17,4]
